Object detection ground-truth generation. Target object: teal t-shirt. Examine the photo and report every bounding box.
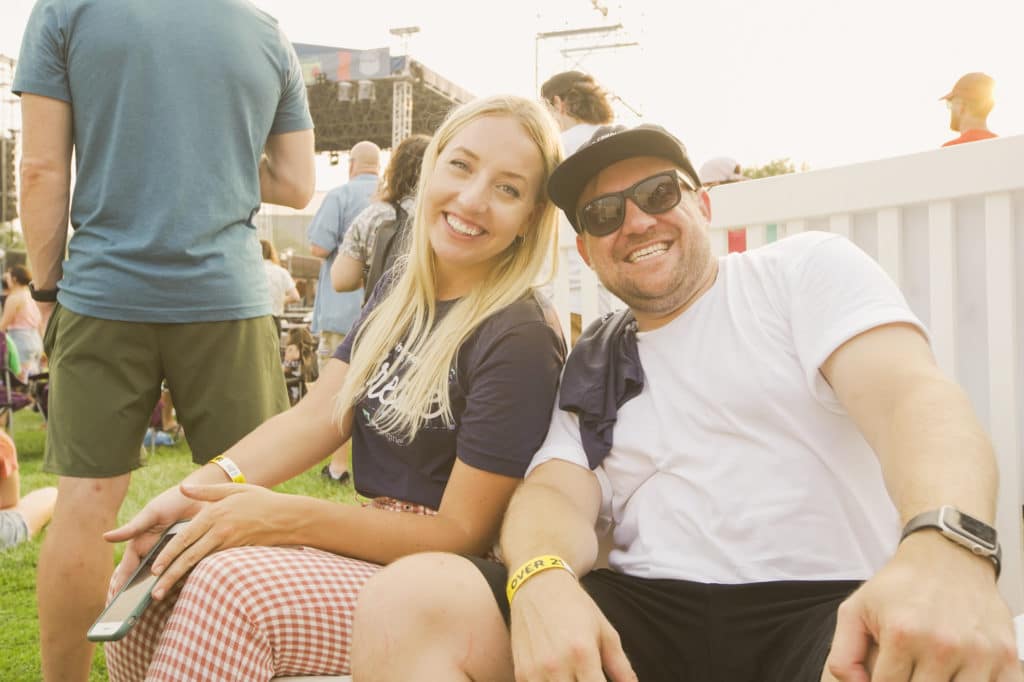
[13,0,314,322]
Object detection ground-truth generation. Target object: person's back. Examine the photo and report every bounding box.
[17,0,309,321]
[539,71,622,340]
[15,2,313,679]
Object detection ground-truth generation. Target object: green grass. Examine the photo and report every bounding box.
[0,410,357,681]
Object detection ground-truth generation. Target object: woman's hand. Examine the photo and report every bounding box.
[104,485,202,593]
[147,483,294,598]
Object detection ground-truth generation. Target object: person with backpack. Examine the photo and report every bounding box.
[331,134,431,301]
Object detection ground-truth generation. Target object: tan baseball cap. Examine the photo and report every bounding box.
[939,72,995,103]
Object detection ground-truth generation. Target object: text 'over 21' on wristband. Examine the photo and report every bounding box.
[209,455,246,484]
[506,555,577,604]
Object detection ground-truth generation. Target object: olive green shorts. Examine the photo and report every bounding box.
[42,306,289,478]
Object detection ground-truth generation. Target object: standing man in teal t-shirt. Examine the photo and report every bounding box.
[14,1,315,679]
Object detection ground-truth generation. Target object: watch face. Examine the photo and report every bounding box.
[957,512,998,546]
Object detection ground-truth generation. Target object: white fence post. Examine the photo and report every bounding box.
[876,207,902,287]
[927,200,957,377]
[984,192,1022,609]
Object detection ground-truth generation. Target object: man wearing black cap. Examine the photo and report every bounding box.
[353,125,1020,681]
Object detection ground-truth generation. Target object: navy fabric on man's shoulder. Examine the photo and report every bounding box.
[558,309,644,467]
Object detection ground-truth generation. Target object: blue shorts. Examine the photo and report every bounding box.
[0,510,29,550]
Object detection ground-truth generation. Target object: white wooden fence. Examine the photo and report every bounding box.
[557,134,1023,613]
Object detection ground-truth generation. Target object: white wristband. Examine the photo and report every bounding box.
[209,455,246,484]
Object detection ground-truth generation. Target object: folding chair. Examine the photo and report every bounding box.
[0,333,46,433]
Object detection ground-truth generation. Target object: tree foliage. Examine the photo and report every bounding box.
[742,158,809,179]
[0,228,26,252]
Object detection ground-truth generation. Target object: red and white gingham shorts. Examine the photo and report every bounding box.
[105,497,435,681]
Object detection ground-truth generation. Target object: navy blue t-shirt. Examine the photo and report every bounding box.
[334,292,565,509]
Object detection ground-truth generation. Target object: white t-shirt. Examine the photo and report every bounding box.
[529,232,926,583]
[263,261,296,316]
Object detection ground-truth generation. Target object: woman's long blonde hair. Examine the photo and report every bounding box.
[333,95,563,440]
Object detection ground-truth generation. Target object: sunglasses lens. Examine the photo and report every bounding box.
[580,196,625,236]
[635,175,682,214]
[577,172,685,236]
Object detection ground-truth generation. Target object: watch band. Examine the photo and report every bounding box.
[29,283,59,302]
[900,506,1001,578]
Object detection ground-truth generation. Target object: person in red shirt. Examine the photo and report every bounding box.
[940,72,997,147]
[1,429,58,550]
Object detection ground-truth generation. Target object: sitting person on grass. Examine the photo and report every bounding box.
[351,124,1021,682]
[101,94,567,681]
[1,429,58,551]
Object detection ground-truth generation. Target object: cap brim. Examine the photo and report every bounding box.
[548,128,701,231]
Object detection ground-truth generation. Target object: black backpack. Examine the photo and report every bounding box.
[363,201,410,303]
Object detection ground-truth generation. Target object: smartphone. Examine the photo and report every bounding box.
[87,520,190,642]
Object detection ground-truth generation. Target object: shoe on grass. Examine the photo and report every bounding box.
[320,465,351,485]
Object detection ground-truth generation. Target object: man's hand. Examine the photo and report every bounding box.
[826,532,1021,681]
[509,569,637,682]
[36,300,56,332]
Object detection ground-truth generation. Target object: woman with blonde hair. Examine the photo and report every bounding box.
[103,94,566,681]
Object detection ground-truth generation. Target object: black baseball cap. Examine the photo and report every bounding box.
[548,123,702,233]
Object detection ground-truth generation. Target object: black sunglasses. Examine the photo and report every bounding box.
[576,170,696,237]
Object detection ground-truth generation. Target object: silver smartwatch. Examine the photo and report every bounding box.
[900,505,1001,578]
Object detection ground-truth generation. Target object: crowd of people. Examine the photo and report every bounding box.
[7,0,1018,680]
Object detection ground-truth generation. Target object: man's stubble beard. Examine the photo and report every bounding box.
[597,234,715,320]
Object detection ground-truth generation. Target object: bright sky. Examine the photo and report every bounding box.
[3,0,1022,178]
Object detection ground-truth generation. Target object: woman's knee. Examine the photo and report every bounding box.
[358,552,478,625]
[354,553,494,648]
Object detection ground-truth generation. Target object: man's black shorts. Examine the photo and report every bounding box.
[466,556,860,682]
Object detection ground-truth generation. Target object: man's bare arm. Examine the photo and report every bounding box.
[499,460,637,680]
[500,459,603,576]
[19,94,73,290]
[822,322,1019,680]
[822,322,996,528]
[260,129,315,209]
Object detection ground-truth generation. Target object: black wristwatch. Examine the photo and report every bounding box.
[29,283,59,302]
[900,506,1001,578]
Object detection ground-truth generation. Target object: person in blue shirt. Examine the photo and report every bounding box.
[307,140,380,484]
[14,1,315,678]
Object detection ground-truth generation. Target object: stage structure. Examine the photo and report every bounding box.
[294,43,474,151]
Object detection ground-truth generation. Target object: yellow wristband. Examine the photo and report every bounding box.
[506,555,577,604]
[209,455,246,484]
